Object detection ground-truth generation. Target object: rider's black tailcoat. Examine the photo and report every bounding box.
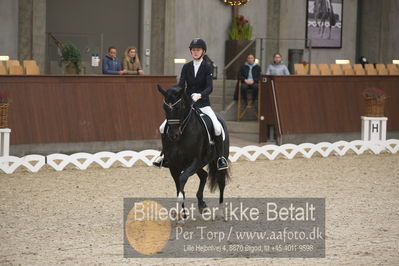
[178,60,213,108]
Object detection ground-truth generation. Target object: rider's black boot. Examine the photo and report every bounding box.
[152,151,169,168]
[215,135,228,170]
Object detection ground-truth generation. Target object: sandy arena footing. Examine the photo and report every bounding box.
[0,153,398,265]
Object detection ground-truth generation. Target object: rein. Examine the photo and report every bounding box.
[163,98,181,109]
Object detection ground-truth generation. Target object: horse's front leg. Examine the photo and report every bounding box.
[170,167,185,220]
[196,168,208,214]
[177,160,199,202]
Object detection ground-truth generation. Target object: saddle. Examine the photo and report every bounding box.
[164,106,224,145]
[194,107,226,145]
[194,108,215,145]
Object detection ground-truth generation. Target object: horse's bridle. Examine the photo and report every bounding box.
[163,97,194,136]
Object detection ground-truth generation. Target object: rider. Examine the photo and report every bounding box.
[153,38,228,171]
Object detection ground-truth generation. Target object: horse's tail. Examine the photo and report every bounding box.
[208,159,230,193]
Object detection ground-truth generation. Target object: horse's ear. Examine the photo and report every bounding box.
[157,84,167,97]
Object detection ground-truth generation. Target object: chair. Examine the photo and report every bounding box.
[366,69,378,75]
[318,64,332,75]
[23,60,40,75]
[365,64,377,76]
[365,64,377,75]
[236,81,259,121]
[375,64,387,75]
[6,60,20,69]
[341,64,354,75]
[342,63,352,70]
[0,63,7,75]
[354,68,366,75]
[354,64,366,75]
[309,64,320,75]
[8,65,24,75]
[23,60,36,67]
[354,64,363,70]
[330,64,343,75]
[25,63,40,75]
[376,67,388,75]
[343,68,355,75]
[387,64,399,75]
[294,64,307,75]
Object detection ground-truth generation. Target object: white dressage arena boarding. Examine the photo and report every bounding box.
[0,139,398,174]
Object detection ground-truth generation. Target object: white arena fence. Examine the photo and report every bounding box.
[0,139,398,174]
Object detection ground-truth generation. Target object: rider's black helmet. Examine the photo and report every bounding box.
[189,38,207,52]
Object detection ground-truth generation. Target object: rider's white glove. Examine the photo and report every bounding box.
[191,93,202,102]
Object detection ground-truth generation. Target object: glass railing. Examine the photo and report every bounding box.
[222,38,312,109]
[46,32,104,74]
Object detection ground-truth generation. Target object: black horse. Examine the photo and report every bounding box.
[314,0,336,39]
[157,84,230,216]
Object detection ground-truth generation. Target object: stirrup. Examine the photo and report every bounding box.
[217,156,228,170]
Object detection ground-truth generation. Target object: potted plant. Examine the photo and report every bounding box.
[59,42,82,74]
[0,92,9,128]
[302,61,309,73]
[225,15,256,79]
[229,15,253,40]
[362,87,387,117]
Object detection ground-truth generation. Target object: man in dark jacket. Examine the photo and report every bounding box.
[236,54,261,105]
[102,46,127,75]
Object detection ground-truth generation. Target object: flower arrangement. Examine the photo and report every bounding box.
[362,88,387,117]
[229,15,253,40]
[362,87,386,100]
[301,61,309,72]
[59,42,82,74]
[0,92,9,104]
[222,0,250,6]
[0,92,9,128]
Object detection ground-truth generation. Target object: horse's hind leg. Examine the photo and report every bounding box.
[196,168,208,214]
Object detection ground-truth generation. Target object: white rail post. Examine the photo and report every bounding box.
[0,128,11,157]
[361,116,388,141]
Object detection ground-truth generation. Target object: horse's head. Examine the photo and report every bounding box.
[157,84,191,141]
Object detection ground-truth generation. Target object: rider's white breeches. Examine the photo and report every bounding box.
[159,106,225,140]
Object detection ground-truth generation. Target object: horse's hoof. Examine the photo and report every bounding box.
[177,213,189,225]
[218,204,226,221]
[200,208,211,216]
[215,213,226,222]
[177,192,184,202]
[176,220,186,227]
[198,203,208,214]
[181,211,189,220]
